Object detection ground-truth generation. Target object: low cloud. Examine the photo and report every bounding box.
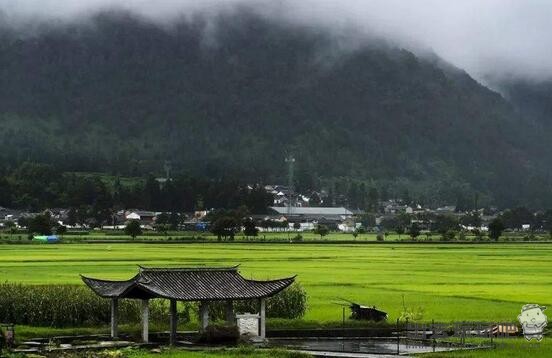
[2,0,552,82]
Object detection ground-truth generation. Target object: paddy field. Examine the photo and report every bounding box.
[0,242,549,323]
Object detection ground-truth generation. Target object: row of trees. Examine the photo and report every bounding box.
[377,209,552,234]
[378,219,504,241]
[206,208,336,241]
[0,162,273,214]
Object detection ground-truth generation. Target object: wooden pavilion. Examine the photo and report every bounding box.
[81,266,295,344]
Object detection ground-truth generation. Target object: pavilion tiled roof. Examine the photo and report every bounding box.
[81,266,295,301]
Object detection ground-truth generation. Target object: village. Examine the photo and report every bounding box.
[0,183,548,242]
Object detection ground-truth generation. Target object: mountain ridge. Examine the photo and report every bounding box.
[0,10,550,207]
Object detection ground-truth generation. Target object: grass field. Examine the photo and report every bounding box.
[3,230,550,243]
[0,242,550,324]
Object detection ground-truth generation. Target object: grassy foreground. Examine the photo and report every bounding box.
[0,242,550,323]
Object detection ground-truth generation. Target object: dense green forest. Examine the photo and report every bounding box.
[496,78,552,125]
[1,10,551,207]
[0,162,273,214]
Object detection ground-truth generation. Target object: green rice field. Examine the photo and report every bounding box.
[0,242,550,323]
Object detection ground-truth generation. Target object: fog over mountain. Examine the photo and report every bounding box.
[1,2,552,208]
[2,0,552,83]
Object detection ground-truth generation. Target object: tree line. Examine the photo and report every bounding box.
[0,162,273,214]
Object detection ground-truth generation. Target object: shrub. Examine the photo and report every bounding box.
[204,283,307,321]
[124,220,142,239]
[291,234,303,242]
[0,282,305,328]
[313,224,330,239]
[441,230,456,241]
[473,229,485,241]
[0,284,191,327]
[376,232,385,241]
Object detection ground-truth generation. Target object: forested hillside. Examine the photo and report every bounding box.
[1,10,551,207]
[496,79,552,126]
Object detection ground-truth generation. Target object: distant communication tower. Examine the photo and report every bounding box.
[285,155,296,216]
[164,160,172,180]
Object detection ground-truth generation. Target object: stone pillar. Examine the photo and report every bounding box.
[110,298,118,339]
[169,299,177,345]
[258,298,266,339]
[141,299,149,343]
[225,300,235,325]
[199,301,209,332]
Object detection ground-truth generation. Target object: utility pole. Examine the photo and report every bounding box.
[285,156,296,241]
[285,155,296,217]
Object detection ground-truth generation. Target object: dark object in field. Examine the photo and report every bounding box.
[350,303,388,321]
[335,298,388,322]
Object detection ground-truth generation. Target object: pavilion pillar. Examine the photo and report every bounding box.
[199,301,209,332]
[169,299,177,345]
[110,298,118,339]
[225,300,235,324]
[141,299,149,343]
[258,298,266,339]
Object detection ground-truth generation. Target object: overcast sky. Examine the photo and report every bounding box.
[1,0,552,82]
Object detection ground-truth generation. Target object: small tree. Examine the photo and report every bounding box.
[155,223,170,236]
[355,226,367,240]
[28,213,54,235]
[125,220,142,240]
[435,214,459,235]
[488,218,505,242]
[56,224,67,238]
[314,224,329,239]
[293,222,301,231]
[243,218,259,238]
[211,216,241,241]
[408,223,420,240]
[169,212,180,230]
[156,212,170,225]
[4,220,16,234]
[154,213,170,236]
[441,229,456,241]
[396,225,405,240]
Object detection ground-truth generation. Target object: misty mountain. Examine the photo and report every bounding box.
[494,79,552,126]
[0,11,551,207]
